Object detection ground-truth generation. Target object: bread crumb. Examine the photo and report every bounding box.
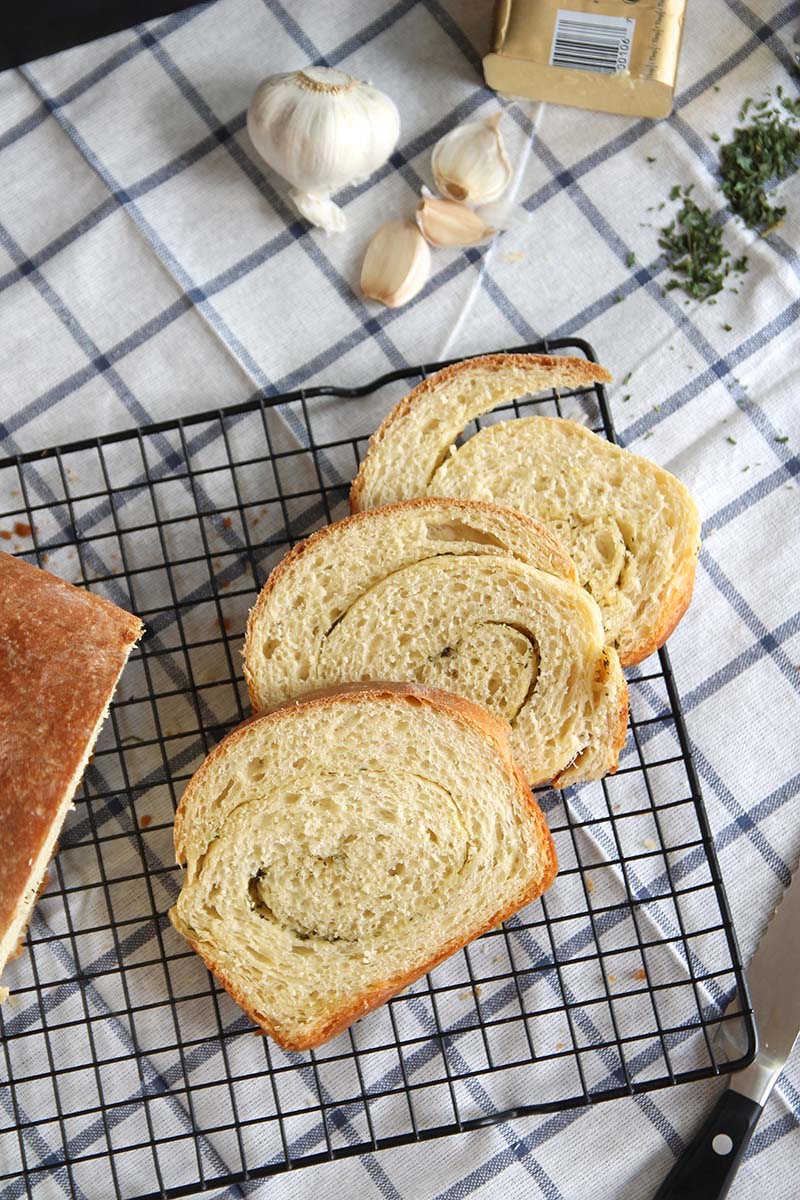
[139,814,153,829]
[13,522,32,537]
[642,837,657,851]
[223,517,232,529]
[607,973,617,983]
[586,877,595,893]
[500,251,526,264]
[555,1041,565,1050]
[215,617,232,633]
[0,530,11,540]
[632,968,647,981]
[221,579,231,589]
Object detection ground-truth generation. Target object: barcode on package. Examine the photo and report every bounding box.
[550,10,635,75]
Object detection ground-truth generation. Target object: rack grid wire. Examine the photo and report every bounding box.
[0,338,755,1200]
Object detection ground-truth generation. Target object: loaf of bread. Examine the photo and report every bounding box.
[0,552,142,1000]
[350,354,701,665]
[243,498,628,787]
[169,682,557,1050]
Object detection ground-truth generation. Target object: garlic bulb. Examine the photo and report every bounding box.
[361,219,431,308]
[416,193,496,247]
[247,66,400,234]
[431,114,512,207]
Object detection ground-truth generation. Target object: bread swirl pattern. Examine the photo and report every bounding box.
[170,683,557,1050]
[350,354,700,665]
[244,499,627,786]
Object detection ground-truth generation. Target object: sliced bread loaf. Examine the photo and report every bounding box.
[170,682,557,1051]
[350,354,701,665]
[0,552,142,1000]
[244,498,627,787]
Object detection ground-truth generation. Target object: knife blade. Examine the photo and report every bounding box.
[653,876,800,1200]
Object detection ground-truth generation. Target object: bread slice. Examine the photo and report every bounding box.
[243,498,628,787]
[0,552,142,1000]
[350,354,701,665]
[169,682,557,1051]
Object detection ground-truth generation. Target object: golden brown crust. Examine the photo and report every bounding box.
[617,554,698,666]
[0,552,142,970]
[242,496,578,709]
[171,680,557,1049]
[349,354,612,513]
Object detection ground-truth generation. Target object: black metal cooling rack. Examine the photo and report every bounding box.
[0,338,755,1200]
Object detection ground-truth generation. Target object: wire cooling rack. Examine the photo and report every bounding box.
[0,338,755,1200]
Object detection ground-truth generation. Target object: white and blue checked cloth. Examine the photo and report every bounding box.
[1,0,799,1196]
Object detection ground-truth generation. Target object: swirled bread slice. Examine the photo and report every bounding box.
[350,354,701,665]
[170,683,557,1051]
[244,499,627,787]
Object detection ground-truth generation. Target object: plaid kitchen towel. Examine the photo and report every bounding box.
[0,1,798,1197]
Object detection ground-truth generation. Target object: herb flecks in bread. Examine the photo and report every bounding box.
[169,683,557,1051]
[244,499,627,787]
[350,355,700,665]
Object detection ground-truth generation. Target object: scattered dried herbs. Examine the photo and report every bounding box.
[653,87,799,303]
[658,188,731,300]
[722,323,733,331]
[726,435,737,444]
[775,435,789,443]
[626,251,636,267]
[720,92,800,232]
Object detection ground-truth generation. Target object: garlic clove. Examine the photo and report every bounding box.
[431,113,512,207]
[361,219,431,308]
[247,65,400,233]
[416,194,496,247]
[290,190,347,234]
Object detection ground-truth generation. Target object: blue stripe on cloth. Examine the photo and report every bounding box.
[420,0,485,73]
[618,298,800,446]
[699,547,800,697]
[0,195,117,295]
[318,0,421,67]
[16,68,281,400]
[263,0,326,64]
[722,0,800,74]
[0,1089,81,1200]
[0,6,210,154]
[632,671,792,887]
[714,770,800,855]
[684,611,800,712]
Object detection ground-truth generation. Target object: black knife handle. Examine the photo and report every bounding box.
[653,1087,763,1200]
